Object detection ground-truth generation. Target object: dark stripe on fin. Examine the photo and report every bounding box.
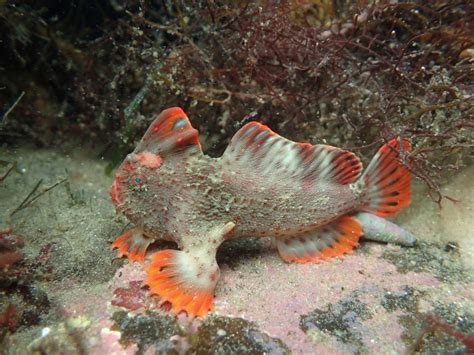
[136,107,202,157]
[357,138,411,217]
[222,121,362,186]
[275,216,362,263]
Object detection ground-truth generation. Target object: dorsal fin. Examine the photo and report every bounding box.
[136,107,202,157]
[221,122,362,185]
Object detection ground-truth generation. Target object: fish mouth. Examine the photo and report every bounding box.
[109,179,123,205]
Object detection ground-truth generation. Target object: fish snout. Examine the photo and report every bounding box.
[110,179,124,205]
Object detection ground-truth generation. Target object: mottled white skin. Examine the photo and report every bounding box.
[114,153,360,252]
[113,149,362,296]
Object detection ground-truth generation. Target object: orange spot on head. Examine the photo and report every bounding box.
[136,151,163,169]
[120,160,135,173]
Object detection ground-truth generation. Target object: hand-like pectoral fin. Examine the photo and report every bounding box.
[111,227,153,262]
[145,249,219,317]
[144,222,235,318]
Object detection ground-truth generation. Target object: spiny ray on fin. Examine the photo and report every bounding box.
[275,216,362,263]
[222,121,362,186]
[111,228,152,262]
[357,138,411,217]
[145,249,219,318]
[136,107,202,157]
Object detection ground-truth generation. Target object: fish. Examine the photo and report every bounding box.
[109,107,416,317]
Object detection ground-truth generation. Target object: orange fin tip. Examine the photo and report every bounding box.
[136,107,202,157]
[276,216,362,264]
[357,138,411,217]
[145,249,219,318]
[111,228,152,262]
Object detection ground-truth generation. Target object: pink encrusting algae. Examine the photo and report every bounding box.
[43,241,469,354]
[109,107,415,318]
[213,244,442,353]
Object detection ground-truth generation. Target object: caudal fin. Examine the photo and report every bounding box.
[357,138,411,217]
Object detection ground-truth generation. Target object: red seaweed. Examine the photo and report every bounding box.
[0,229,24,269]
[112,281,147,311]
[0,304,17,332]
[426,313,474,352]
[0,251,23,269]
[0,1,472,198]
[35,244,52,264]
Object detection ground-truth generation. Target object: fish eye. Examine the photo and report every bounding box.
[131,174,146,186]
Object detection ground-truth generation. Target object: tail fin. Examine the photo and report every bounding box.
[357,138,411,217]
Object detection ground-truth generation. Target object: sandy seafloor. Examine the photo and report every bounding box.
[0,144,473,354]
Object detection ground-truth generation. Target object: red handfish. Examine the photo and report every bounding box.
[110,107,414,317]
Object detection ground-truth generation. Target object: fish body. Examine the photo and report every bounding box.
[110,107,415,317]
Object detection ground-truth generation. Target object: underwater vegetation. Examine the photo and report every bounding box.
[0,0,472,199]
[0,1,473,353]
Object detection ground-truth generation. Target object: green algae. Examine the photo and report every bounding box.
[379,286,473,353]
[188,315,290,354]
[26,317,91,354]
[382,241,471,283]
[402,302,474,354]
[381,286,423,313]
[300,285,473,353]
[300,292,372,348]
[111,310,181,354]
[111,312,290,354]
